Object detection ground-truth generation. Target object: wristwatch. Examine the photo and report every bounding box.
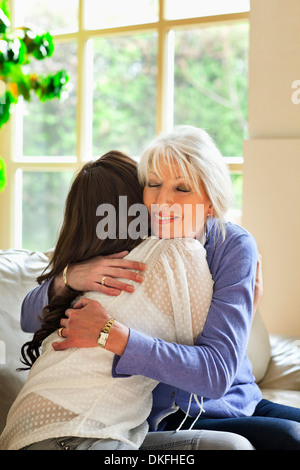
[97,318,116,348]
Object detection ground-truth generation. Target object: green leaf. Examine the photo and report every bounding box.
[33,32,55,60]
[35,70,69,101]
[0,7,10,34]
[0,38,27,65]
[0,90,17,128]
[0,6,69,128]
[0,1,10,19]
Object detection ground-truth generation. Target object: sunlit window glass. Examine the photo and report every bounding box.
[21,171,74,251]
[92,33,157,157]
[231,173,243,210]
[165,0,250,20]
[22,41,77,157]
[173,23,249,157]
[84,0,158,30]
[14,0,79,34]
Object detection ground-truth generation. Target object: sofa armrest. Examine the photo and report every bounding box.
[0,249,51,433]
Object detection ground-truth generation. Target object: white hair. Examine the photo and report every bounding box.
[138,125,234,239]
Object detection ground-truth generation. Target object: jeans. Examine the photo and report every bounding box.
[140,429,255,450]
[164,399,300,450]
[21,437,136,450]
[21,430,254,451]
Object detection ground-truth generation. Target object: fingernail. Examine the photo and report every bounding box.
[127,286,134,292]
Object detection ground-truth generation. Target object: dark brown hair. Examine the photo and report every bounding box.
[20,151,145,369]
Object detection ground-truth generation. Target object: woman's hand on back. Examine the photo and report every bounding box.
[50,251,146,299]
[52,297,129,354]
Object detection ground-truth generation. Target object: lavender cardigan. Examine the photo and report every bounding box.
[21,219,262,431]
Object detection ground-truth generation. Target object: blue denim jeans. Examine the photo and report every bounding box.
[140,429,254,450]
[164,399,300,450]
[22,430,254,451]
[21,437,136,450]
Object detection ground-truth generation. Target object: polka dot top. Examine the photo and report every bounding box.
[0,237,213,450]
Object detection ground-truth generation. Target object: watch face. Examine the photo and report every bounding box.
[97,332,109,348]
[97,318,115,347]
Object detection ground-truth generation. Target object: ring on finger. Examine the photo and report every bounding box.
[100,276,107,286]
[58,327,65,338]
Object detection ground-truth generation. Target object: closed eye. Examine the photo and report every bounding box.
[146,182,161,188]
[176,187,191,193]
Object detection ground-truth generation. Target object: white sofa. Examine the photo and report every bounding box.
[0,248,299,435]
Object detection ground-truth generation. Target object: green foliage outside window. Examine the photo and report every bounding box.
[0,0,69,190]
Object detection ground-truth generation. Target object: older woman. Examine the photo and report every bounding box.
[20,126,300,450]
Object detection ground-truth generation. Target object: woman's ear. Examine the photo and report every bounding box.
[207,203,215,217]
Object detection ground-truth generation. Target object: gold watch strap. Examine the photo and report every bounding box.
[97,318,116,348]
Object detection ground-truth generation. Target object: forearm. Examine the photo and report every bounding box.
[114,233,257,398]
[49,272,69,298]
[114,320,246,399]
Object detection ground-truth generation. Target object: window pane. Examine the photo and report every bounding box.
[226,173,243,225]
[84,0,158,30]
[21,171,74,251]
[173,23,249,156]
[165,0,250,20]
[92,33,157,157]
[231,173,243,211]
[14,0,79,34]
[22,41,77,157]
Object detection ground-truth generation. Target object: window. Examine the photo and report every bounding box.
[173,23,249,157]
[2,0,249,250]
[21,41,77,158]
[92,32,158,157]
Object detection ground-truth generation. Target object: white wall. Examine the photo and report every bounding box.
[243,0,300,334]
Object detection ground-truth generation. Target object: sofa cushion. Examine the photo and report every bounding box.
[261,388,300,409]
[259,334,300,391]
[247,311,271,383]
[0,249,50,433]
